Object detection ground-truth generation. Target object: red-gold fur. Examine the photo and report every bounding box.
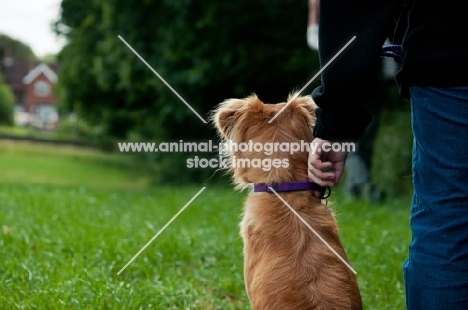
[212,94,362,310]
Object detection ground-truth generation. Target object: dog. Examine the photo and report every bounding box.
[212,94,362,310]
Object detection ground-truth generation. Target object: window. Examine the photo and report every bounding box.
[34,81,50,97]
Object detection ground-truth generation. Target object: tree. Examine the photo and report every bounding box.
[0,33,36,60]
[0,74,14,126]
[55,0,320,182]
[56,0,318,136]
[0,34,35,126]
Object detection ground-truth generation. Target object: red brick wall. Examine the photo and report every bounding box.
[24,73,58,112]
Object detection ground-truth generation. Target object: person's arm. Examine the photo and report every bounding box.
[309,1,404,189]
[312,1,404,141]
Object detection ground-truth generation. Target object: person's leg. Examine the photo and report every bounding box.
[404,86,468,310]
[344,150,369,196]
[344,94,383,201]
[345,123,373,196]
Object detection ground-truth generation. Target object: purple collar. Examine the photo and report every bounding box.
[253,181,330,198]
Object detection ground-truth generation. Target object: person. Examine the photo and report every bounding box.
[307,0,391,202]
[308,1,468,309]
[306,0,319,51]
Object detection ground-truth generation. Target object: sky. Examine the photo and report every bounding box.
[0,0,65,57]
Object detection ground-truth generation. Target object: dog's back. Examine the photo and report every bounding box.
[242,193,362,310]
[213,94,362,309]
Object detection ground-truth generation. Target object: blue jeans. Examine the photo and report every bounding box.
[404,86,468,309]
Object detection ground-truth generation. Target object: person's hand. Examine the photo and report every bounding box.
[308,138,349,196]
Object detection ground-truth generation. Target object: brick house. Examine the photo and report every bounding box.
[2,53,59,127]
[22,63,58,113]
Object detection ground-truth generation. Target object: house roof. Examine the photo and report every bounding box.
[22,63,58,84]
[3,60,31,93]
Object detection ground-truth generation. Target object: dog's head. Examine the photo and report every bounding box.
[212,93,317,188]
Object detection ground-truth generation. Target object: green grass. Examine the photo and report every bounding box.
[1,184,246,309]
[0,125,31,136]
[334,195,410,309]
[0,125,58,140]
[0,141,411,309]
[0,140,149,189]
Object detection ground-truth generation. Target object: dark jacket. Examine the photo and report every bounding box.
[312,0,468,141]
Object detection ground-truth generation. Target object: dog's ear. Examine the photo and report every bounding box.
[212,98,247,139]
[287,94,317,125]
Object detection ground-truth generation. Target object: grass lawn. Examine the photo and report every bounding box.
[0,140,411,309]
[0,140,149,189]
